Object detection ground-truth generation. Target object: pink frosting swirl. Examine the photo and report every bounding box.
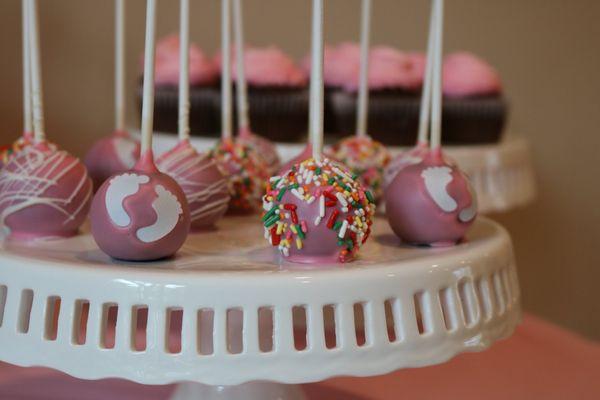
[303,43,423,92]
[442,52,502,98]
[214,46,307,87]
[147,34,218,86]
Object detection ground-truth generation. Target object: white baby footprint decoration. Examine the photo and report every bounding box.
[106,173,150,227]
[459,184,478,222]
[136,185,184,243]
[421,166,457,212]
[114,137,138,169]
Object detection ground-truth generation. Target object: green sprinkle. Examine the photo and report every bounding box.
[277,187,287,201]
[272,178,281,187]
[346,239,354,250]
[264,214,281,228]
[351,173,359,180]
[337,239,345,246]
[328,177,336,185]
[315,167,322,175]
[365,191,375,204]
[296,225,305,239]
[261,207,277,221]
[289,183,300,189]
[333,221,342,231]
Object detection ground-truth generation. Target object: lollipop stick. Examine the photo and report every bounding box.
[429,0,444,151]
[221,0,233,142]
[22,0,32,135]
[233,0,250,133]
[178,0,190,141]
[355,0,371,138]
[115,0,126,133]
[416,0,438,146]
[309,0,324,160]
[27,0,45,143]
[140,0,157,155]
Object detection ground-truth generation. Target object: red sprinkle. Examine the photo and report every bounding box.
[362,228,371,244]
[325,200,337,207]
[270,226,281,246]
[324,191,337,201]
[291,210,299,224]
[327,210,340,229]
[284,203,297,211]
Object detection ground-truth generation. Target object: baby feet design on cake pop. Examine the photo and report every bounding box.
[136,184,184,243]
[105,172,150,226]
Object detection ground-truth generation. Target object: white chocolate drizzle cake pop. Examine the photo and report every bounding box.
[90,0,190,260]
[326,0,390,203]
[0,0,92,240]
[84,0,140,190]
[156,0,230,230]
[232,0,280,174]
[262,0,376,264]
[385,0,477,246]
[210,0,269,214]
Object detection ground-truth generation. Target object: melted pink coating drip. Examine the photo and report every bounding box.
[238,127,281,174]
[443,52,502,98]
[278,144,313,176]
[385,149,477,246]
[90,150,190,261]
[0,142,93,240]
[156,140,230,230]
[84,130,140,191]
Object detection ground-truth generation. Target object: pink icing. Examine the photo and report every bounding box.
[0,142,93,241]
[385,149,477,246]
[156,140,230,230]
[442,52,502,98]
[90,151,191,261]
[304,43,423,92]
[383,141,430,191]
[147,34,218,86]
[278,144,313,175]
[84,130,140,191]
[214,46,307,87]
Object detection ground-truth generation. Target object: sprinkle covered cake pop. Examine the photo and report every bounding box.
[210,0,268,214]
[90,0,190,261]
[156,0,229,230]
[84,0,140,190]
[0,0,92,241]
[262,0,375,264]
[385,0,477,246]
[326,0,390,203]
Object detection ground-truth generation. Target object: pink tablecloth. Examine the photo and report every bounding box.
[0,313,598,400]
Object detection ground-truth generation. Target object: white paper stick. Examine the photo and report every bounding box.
[115,0,126,132]
[429,0,444,150]
[221,0,233,141]
[416,0,437,145]
[27,0,45,143]
[233,0,250,132]
[178,0,190,141]
[140,0,157,155]
[22,0,32,134]
[309,0,324,160]
[355,0,371,138]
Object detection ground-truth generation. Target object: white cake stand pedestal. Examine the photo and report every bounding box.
[0,216,520,400]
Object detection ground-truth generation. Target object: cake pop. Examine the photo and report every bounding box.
[325,0,390,203]
[0,0,92,241]
[232,0,280,174]
[156,0,230,230]
[210,0,268,214]
[90,0,190,261]
[262,0,376,264]
[385,0,477,246]
[84,0,140,190]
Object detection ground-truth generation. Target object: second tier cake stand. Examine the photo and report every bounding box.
[0,216,520,400]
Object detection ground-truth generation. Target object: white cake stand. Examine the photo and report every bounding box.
[0,216,520,400]
[147,132,536,214]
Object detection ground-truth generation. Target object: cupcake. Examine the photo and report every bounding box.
[306,43,424,145]
[214,46,309,142]
[441,52,507,144]
[137,34,220,136]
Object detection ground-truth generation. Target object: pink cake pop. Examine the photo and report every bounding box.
[0,0,92,241]
[326,0,390,203]
[156,0,229,230]
[279,143,313,175]
[90,0,190,261]
[232,0,280,174]
[84,0,140,190]
[385,0,477,246]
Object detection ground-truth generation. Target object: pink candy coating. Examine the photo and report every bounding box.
[278,144,313,176]
[0,142,92,241]
[90,152,190,261]
[385,150,477,246]
[442,52,502,98]
[156,140,230,230]
[237,127,281,174]
[383,141,430,191]
[84,130,140,191]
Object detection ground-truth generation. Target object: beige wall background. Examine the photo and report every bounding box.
[0,0,598,339]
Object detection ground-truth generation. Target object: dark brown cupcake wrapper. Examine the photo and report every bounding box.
[329,90,507,146]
